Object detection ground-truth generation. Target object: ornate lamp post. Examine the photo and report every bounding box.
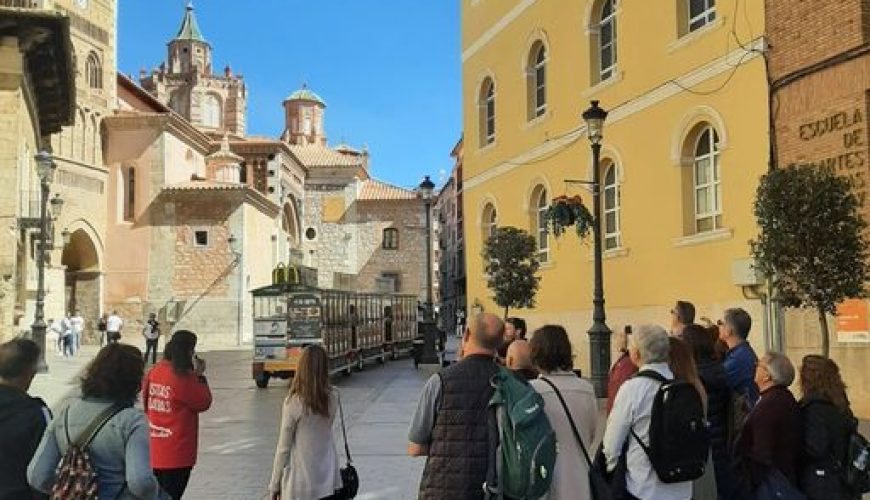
[581,100,611,397]
[30,151,60,373]
[419,176,436,320]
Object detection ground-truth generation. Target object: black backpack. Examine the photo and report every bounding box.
[630,370,709,483]
[843,430,869,494]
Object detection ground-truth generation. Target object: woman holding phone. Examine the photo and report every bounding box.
[142,330,213,499]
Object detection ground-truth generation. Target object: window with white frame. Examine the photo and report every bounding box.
[603,163,621,250]
[693,126,722,233]
[528,43,547,119]
[482,203,497,240]
[599,0,617,81]
[534,187,549,262]
[480,79,496,146]
[202,94,221,128]
[193,229,210,248]
[688,0,716,32]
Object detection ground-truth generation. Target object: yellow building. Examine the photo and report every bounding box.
[461,1,772,389]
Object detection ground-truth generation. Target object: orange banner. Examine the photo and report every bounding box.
[836,299,870,343]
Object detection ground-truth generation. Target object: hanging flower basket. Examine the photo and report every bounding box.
[544,195,594,239]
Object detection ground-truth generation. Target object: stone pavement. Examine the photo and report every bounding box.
[29,344,100,411]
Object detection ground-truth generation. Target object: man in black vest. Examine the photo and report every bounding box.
[408,312,504,500]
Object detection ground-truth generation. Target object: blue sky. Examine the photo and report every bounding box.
[118,0,461,189]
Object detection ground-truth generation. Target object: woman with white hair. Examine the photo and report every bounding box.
[602,324,692,500]
[734,351,803,497]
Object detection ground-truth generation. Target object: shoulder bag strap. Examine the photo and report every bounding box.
[75,404,125,448]
[539,377,594,468]
[626,371,667,457]
[337,391,352,464]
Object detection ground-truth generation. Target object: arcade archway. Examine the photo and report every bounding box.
[61,228,101,342]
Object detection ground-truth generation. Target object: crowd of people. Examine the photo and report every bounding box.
[408,305,867,500]
[0,329,211,500]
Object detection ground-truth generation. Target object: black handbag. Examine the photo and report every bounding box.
[539,377,613,500]
[336,393,359,499]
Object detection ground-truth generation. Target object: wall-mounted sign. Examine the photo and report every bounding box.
[836,298,870,343]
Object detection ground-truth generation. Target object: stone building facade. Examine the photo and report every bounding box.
[0,4,75,341]
[436,138,467,334]
[140,4,246,137]
[766,0,870,416]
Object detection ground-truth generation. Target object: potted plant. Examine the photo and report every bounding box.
[544,195,595,239]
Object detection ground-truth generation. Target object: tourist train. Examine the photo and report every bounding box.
[250,264,418,388]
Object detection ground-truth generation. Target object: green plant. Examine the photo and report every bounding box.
[483,227,541,318]
[544,195,595,239]
[751,164,869,357]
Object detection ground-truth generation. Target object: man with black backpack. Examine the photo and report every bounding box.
[603,324,703,500]
[408,313,505,499]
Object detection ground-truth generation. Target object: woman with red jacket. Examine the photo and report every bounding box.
[142,330,212,500]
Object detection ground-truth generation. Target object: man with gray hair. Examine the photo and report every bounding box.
[0,338,51,499]
[718,307,759,405]
[602,324,692,499]
[408,313,504,499]
[734,351,802,495]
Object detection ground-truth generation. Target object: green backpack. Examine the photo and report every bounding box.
[485,366,557,499]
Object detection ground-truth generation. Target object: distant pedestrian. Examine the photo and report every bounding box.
[97,313,108,347]
[530,325,599,500]
[797,355,860,500]
[60,313,74,357]
[455,308,466,338]
[143,330,212,500]
[602,324,693,500]
[48,317,64,354]
[734,352,802,497]
[269,345,342,500]
[142,312,161,364]
[0,338,51,500]
[27,343,164,499]
[408,313,504,499]
[607,325,638,414]
[670,300,695,337]
[70,310,84,354]
[505,339,538,381]
[106,310,123,344]
[683,324,740,500]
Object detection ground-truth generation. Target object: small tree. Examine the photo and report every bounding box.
[483,227,541,318]
[751,164,870,357]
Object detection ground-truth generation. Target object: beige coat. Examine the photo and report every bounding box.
[531,372,599,500]
[269,391,342,500]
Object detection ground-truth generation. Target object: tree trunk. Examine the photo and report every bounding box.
[504,306,509,319]
[817,306,830,358]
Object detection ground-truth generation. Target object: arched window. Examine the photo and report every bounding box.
[532,187,550,262]
[693,126,721,233]
[382,228,399,250]
[479,78,496,147]
[599,0,617,81]
[527,42,547,119]
[603,162,621,250]
[123,166,135,222]
[482,203,497,240]
[84,52,102,89]
[202,94,221,128]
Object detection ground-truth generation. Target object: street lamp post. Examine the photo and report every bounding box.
[31,151,60,373]
[581,100,612,397]
[419,176,436,320]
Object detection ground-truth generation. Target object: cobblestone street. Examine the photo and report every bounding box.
[185,349,434,500]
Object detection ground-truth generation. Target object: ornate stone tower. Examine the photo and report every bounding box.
[281,86,327,146]
[140,2,247,137]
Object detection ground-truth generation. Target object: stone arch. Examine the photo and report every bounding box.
[60,221,103,341]
[282,199,301,247]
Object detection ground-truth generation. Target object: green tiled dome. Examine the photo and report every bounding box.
[286,87,326,106]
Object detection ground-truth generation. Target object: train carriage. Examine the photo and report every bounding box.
[251,272,418,388]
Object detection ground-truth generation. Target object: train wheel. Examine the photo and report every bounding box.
[254,373,269,389]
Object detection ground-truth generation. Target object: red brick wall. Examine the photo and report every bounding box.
[765,0,869,80]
